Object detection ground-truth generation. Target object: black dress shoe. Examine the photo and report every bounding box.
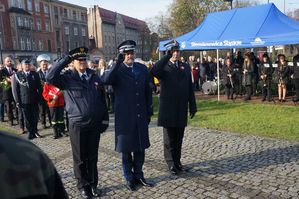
[176,163,189,172]
[80,187,92,199]
[136,178,154,187]
[91,186,101,197]
[126,180,137,191]
[169,166,179,175]
[28,134,36,140]
[35,132,43,138]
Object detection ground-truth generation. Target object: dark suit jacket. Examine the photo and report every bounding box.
[151,55,197,128]
[101,61,152,152]
[12,71,42,105]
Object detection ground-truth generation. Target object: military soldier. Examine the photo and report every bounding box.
[292,53,299,102]
[12,59,43,140]
[101,40,153,191]
[1,57,17,126]
[46,47,109,199]
[151,40,197,175]
[259,53,274,102]
[37,54,52,128]
[0,130,68,199]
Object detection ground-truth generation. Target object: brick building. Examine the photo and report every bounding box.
[0,0,88,64]
[88,5,151,61]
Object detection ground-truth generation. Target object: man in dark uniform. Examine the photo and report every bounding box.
[102,40,153,191]
[292,53,299,102]
[1,57,17,126]
[37,54,52,128]
[12,59,43,140]
[151,40,197,175]
[0,130,69,199]
[259,53,274,102]
[46,47,109,199]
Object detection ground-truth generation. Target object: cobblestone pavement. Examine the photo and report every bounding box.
[15,115,299,199]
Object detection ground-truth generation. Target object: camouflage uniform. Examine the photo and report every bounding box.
[0,131,68,199]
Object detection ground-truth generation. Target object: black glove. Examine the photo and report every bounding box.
[166,50,172,56]
[116,53,124,64]
[190,111,196,119]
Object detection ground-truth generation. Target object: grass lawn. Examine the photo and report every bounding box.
[153,97,299,141]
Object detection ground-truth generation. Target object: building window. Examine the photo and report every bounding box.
[54,6,58,14]
[44,4,49,14]
[45,21,50,32]
[26,38,31,50]
[36,19,41,31]
[21,38,25,50]
[64,26,69,35]
[35,0,40,12]
[17,16,23,26]
[63,9,68,18]
[82,28,86,37]
[32,41,36,50]
[74,27,78,36]
[81,12,85,21]
[17,0,22,8]
[38,40,43,51]
[29,19,34,29]
[27,0,32,11]
[73,10,76,20]
[24,18,29,27]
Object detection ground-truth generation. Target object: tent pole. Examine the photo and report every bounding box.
[217,49,220,101]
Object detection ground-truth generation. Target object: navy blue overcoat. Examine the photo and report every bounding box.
[102,62,152,152]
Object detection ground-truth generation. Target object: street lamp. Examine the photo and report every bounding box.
[0,31,3,64]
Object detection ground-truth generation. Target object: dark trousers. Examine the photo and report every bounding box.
[262,80,272,101]
[50,106,65,131]
[69,122,101,190]
[22,104,39,136]
[4,99,14,124]
[122,151,145,181]
[294,78,299,101]
[18,106,24,130]
[194,80,200,91]
[39,102,51,126]
[163,127,185,169]
[225,85,234,99]
[244,85,252,100]
[0,103,4,121]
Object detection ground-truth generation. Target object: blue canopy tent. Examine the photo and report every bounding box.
[159,3,299,100]
[159,3,299,51]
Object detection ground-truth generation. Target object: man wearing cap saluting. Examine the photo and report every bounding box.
[101,40,153,191]
[46,47,109,199]
[12,59,43,140]
[151,40,197,175]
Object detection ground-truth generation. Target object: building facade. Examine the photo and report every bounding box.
[0,0,88,64]
[88,6,151,61]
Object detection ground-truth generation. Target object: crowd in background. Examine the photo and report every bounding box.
[179,51,299,103]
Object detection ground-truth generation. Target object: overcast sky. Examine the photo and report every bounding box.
[60,0,296,20]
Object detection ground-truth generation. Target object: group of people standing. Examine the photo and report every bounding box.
[221,51,299,102]
[1,39,197,199]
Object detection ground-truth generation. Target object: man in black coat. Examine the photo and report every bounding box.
[46,47,109,199]
[1,57,17,126]
[151,40,197,175]
[101,40,153,191]
[12,59,43,140]
[37,54,52,128]
[292,53,299,102]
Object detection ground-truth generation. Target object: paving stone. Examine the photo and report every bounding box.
[11,117,299,198]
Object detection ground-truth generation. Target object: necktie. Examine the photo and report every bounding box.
[81,74,87,83]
